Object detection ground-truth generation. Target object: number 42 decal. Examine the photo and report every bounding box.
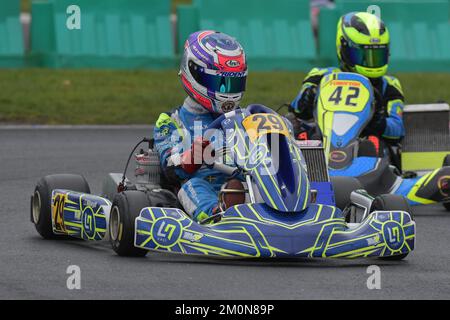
[328,86,360,107]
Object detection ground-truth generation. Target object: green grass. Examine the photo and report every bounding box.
[0,69,449,124]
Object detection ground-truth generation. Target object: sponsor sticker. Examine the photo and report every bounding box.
[225,60,240,68]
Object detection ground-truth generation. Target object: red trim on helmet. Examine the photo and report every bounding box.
[181,74,213,111]
[197,30,215,42]
[215,52,247,72]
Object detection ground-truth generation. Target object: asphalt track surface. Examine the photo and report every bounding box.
[1,127,450,300]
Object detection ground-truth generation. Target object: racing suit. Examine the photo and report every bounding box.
[291,67,405,142]
[153,97,228,222]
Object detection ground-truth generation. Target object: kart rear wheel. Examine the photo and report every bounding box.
[371,194,412,261]
[32,174,90,239]
[109,191,150,257]
[330,176,363,211]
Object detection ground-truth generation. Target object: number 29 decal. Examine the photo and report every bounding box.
[53,194,67,232]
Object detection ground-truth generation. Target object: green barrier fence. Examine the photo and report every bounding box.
[318,0,450,72]
[0,0,25,67]
[4,0,450,71]
[177,0,316,71]
[30,0,176,69]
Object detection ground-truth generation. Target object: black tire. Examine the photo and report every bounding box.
[441,155,450,211]
[330,176,363,211]
[371,194,412,261]
[443,154,450,167]
[109,191,150,257]
[371,193,412,215]
[31,174,90,239]
[442,202,450,211]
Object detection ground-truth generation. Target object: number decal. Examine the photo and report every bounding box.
[267,115,284,130]
[252,114,271,131]
[53,194,66,232]
[345,86,360,106]
[242,113,289,142]
[328,86,343,105]
[252,114,285,131]
[328,86,360,107]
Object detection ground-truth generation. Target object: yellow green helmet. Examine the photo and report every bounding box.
[336,12,390,78]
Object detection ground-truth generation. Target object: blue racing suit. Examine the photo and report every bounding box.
[153,97,228,222]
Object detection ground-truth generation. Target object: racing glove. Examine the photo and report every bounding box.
[180,137,212,174]
[293,85,317,120]
[285,112,303,136]
[365,109,387,137]
[285,112,321,141]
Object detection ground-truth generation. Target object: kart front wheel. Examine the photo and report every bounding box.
[442,155,450,211]
[32,174,90,239]
[109,191,150,257]
[371,194,412,261]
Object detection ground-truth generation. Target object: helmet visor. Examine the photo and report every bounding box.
[189,62,247,94]
[347,44,389,68]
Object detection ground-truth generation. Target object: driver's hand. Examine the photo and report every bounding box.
[285,113,312,140]
[365,110,387,137]
[285,112,302,135]
[297,86,317,115]
[180,137,212,174]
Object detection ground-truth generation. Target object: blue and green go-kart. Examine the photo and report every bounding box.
[30,104,415,260]
[290,72,450,210]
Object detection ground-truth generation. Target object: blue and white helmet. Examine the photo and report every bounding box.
[180,30,248,114]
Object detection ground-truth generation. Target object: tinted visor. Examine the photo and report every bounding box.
[346,44,389,68]
[189,61,246,94]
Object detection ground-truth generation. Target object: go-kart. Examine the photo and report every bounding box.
[287,72,450,210]
[31,104,415,259]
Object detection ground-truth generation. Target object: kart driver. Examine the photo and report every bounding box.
[290,12,404,147]
[153,30,247,223]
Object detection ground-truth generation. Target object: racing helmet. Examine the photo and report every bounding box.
[336,12,390,78]
[180,30,247,114]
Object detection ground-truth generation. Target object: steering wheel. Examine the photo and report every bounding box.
[205,105,276,175]
[246,104,277,115]
[205,112,240,176]
[207,104,275,131]
[207,113,227,130]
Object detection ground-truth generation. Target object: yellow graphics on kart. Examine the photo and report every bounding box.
[316,72,375,164]
[242,113,290,142]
